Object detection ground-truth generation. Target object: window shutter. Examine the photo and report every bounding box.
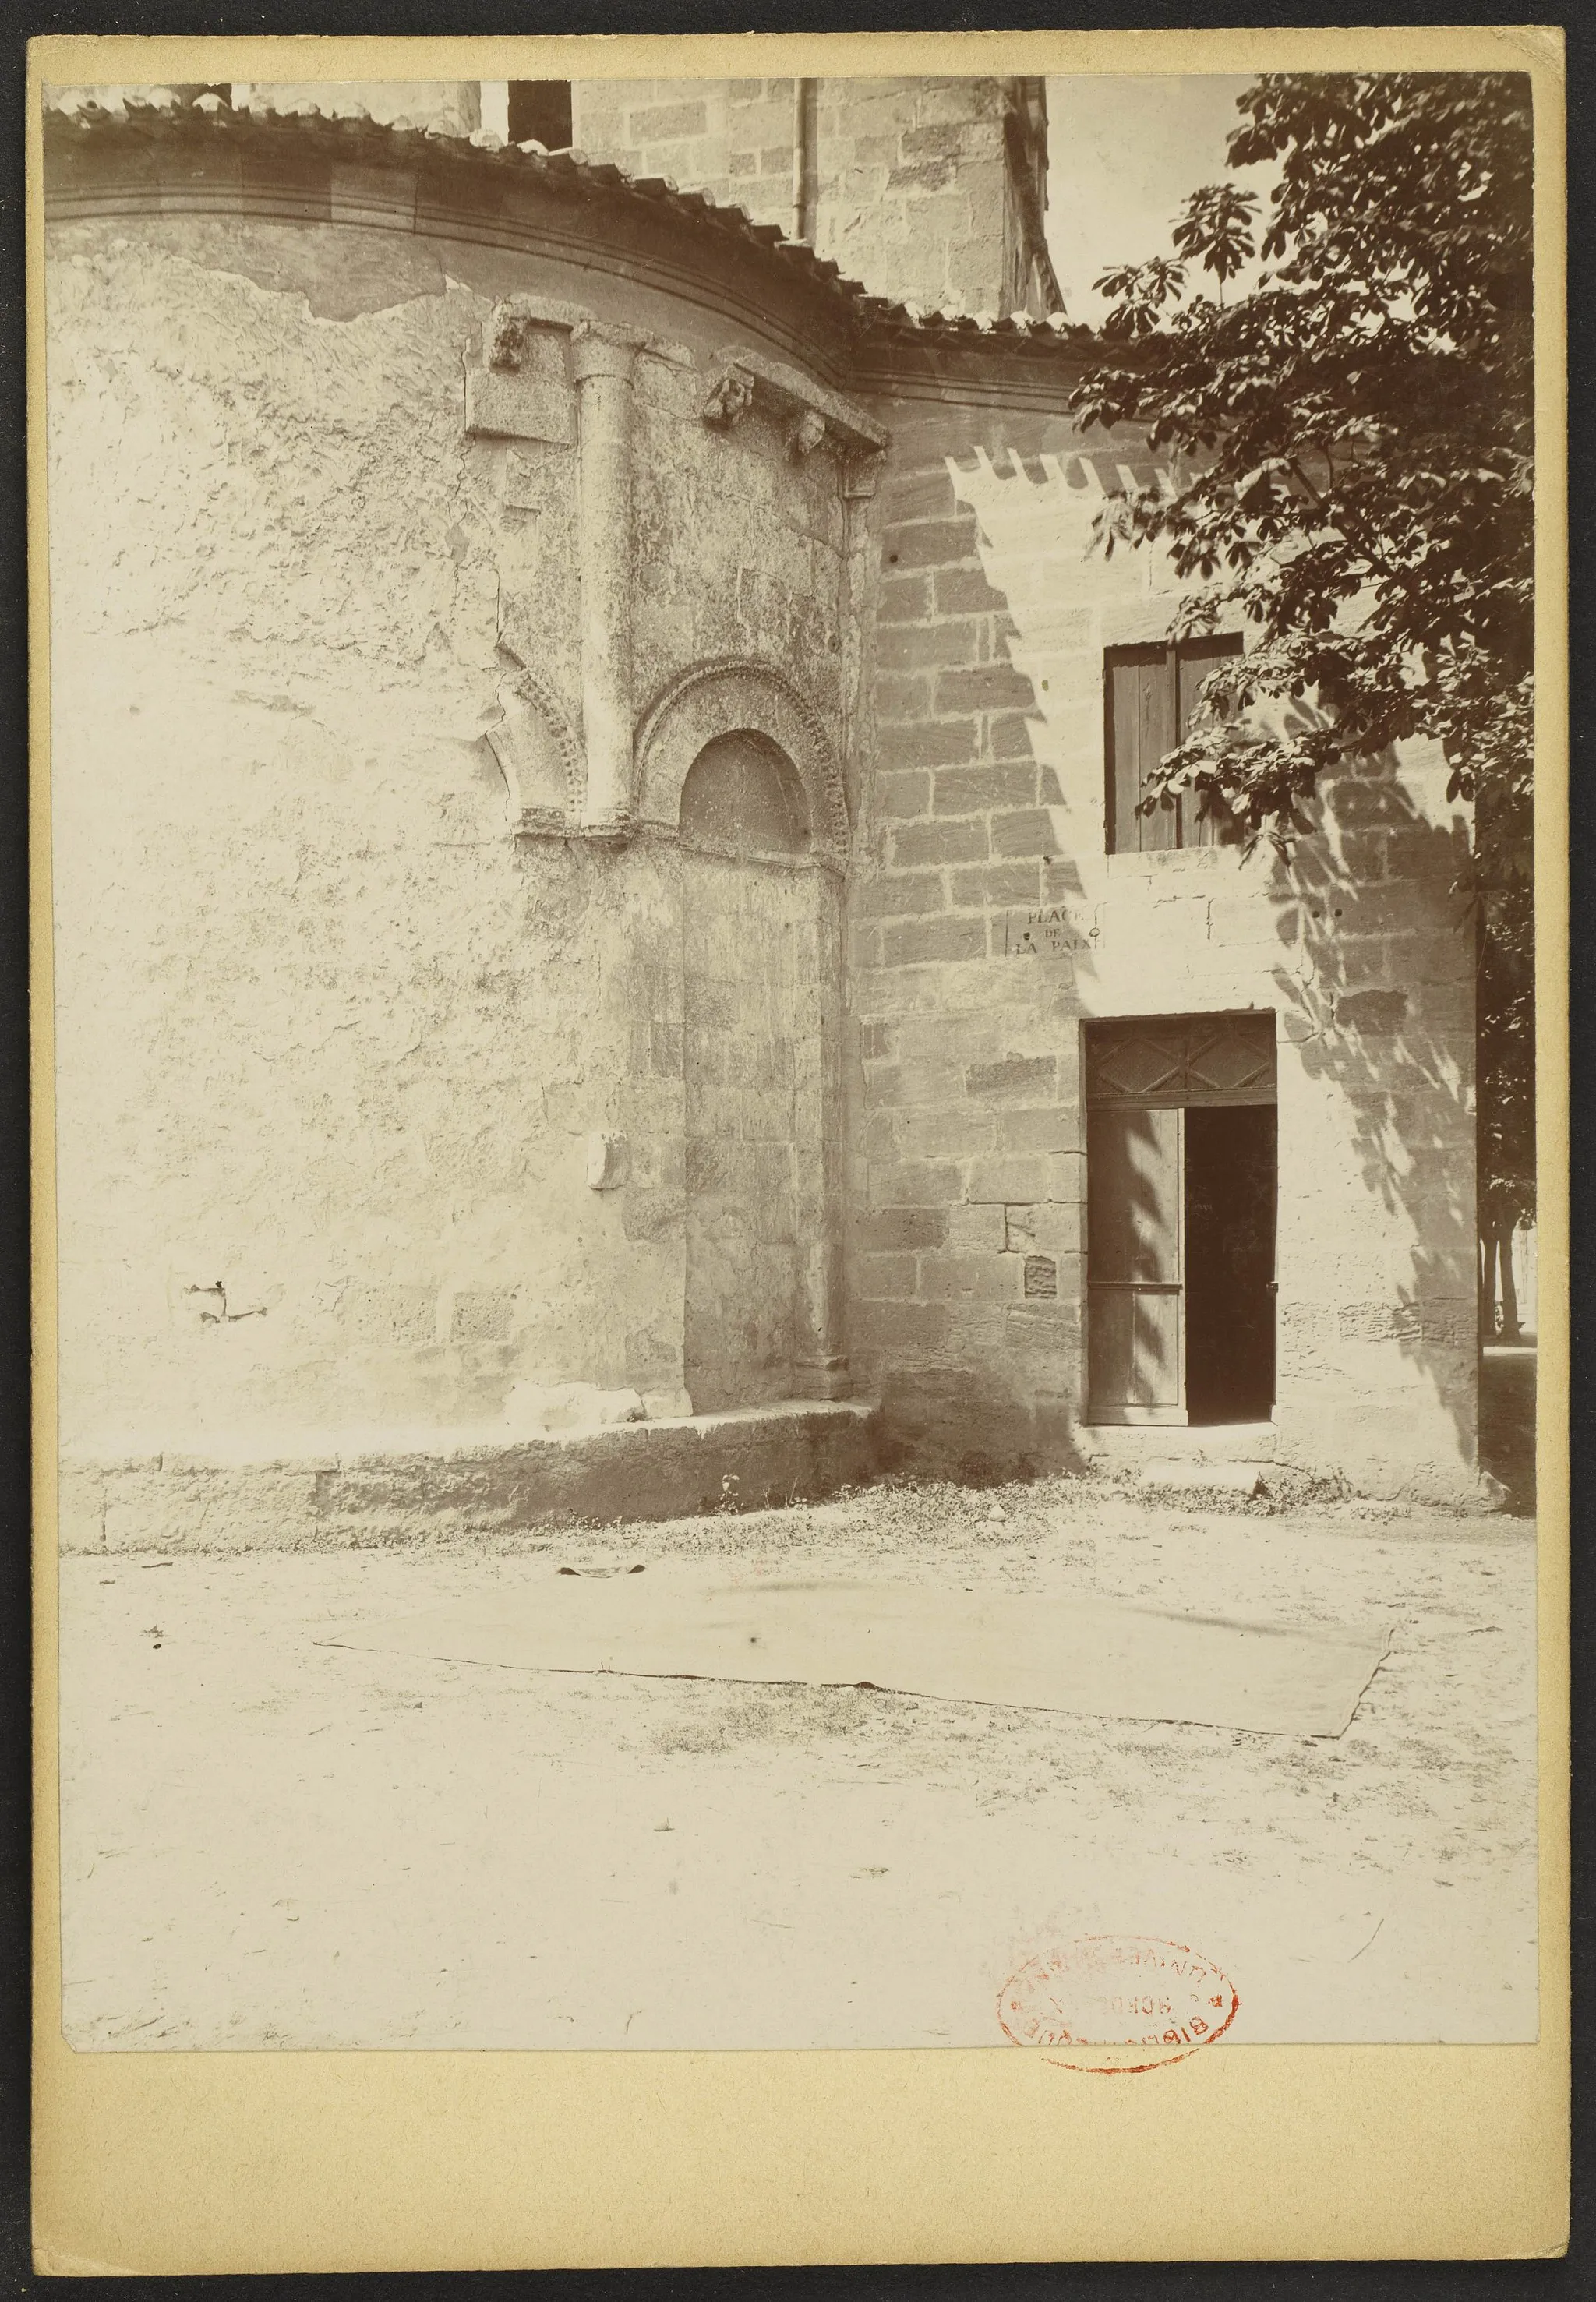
[1175,635,1244,849]
[1106,644,1175,853]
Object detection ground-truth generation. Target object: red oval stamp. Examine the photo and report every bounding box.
[998,1935,1239,2074]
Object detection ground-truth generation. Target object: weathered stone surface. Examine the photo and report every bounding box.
[42,108,1482,1520]
[62,1400,882,1551]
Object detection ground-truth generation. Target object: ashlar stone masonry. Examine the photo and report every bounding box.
[41,84,1485,1545]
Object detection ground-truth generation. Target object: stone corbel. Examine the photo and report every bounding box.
[700,344,888,463]
[465,296,589,445]
[702,363,757,429]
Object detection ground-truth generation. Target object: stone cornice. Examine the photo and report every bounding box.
[41,96,1105,415]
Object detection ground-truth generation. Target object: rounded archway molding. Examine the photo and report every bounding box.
[634,659,849,868]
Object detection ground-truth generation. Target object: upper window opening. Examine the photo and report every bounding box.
[1104,634,1244,854]
[507,82,573,150]
[680,731,810,860]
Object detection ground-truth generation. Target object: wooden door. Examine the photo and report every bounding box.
[1086,1104,1184,1421]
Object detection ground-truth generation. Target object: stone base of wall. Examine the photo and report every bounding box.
[58,1400,883,1555]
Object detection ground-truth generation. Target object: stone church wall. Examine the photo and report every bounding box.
[44,189,859,1467]
[571,76,1036,318]
[846,387,1480,1502]
[42,102,1488,1520]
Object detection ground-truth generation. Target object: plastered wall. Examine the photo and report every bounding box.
[847,397,1479,1501]
[45,212,853,1459]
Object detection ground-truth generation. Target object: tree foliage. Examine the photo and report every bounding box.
[1070,72,1536,1224]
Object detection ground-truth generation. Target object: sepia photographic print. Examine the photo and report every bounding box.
[32,27,1566,2268]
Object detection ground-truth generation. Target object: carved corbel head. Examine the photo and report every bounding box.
[702,363,756,429]
[789,408,828,460]
[489,310,532,372]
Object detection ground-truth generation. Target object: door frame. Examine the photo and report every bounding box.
[1082,1012,1278,1428]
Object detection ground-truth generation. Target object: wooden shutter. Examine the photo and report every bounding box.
[1175,635,1244,849]
[1105,645,1178,854]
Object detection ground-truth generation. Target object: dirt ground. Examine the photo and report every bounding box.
[55,1471,1539,2053]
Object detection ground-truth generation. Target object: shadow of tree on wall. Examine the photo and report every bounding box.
[1262,740,1485,1489]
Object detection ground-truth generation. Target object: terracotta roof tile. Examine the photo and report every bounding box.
[43,87,1099,359]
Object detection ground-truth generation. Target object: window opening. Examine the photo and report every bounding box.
[507,82,573,150]
[1104,634,1244,853]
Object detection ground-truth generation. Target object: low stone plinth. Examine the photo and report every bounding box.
[58,1400,883,1555]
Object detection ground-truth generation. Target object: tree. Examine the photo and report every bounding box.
[1069,72,1537,1298]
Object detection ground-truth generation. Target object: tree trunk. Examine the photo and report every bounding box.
[1499,1227,1520,1343]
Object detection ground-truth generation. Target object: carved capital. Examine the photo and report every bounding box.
[570,319,644,385]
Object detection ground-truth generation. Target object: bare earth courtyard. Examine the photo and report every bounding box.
[58,1475,1537,2053]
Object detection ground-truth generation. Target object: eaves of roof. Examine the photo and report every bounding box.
[41,90,1104,401]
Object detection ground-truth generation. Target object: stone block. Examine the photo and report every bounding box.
[450,1289,517,1344]
[881,915,986,967]
[622,1188,686,1242]
[464,360,574,447]
[877,620,981,673]
[875,768,931,820]
[945,1201,1006,1252]
[990,808,1058,859]
[856,1251,918,1298]
[988,711,1045,761]
[341,1283,437,1346]
[503,1381,645,1435]
[952,861,1041,906]
[877,720,980,774]
[856,871,946,919]
[934,565,1004,615]
[852,1298,951,1350]
[1379,933,1473,987]
[1003,1299,1079,1354]
[997,1107,1079,1155]
[934,762,1035,814]
[892,816,987,867]
[870,1160,965,1205]
[1420,1297,1475,1349]
[626,100,708,141]
[965,1053,1056,1102]
[854,1205,947,1252]
[936,662,1038,715]
[968,1154,1054,1205]
[885,519,980,571]
[1046,1153,1086,1204]
[897,1107,994,1159]
[876,673,933,721]
[1006,1205,1082,1256]
[918,1251,1022,1303]
[878,574,933,623]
